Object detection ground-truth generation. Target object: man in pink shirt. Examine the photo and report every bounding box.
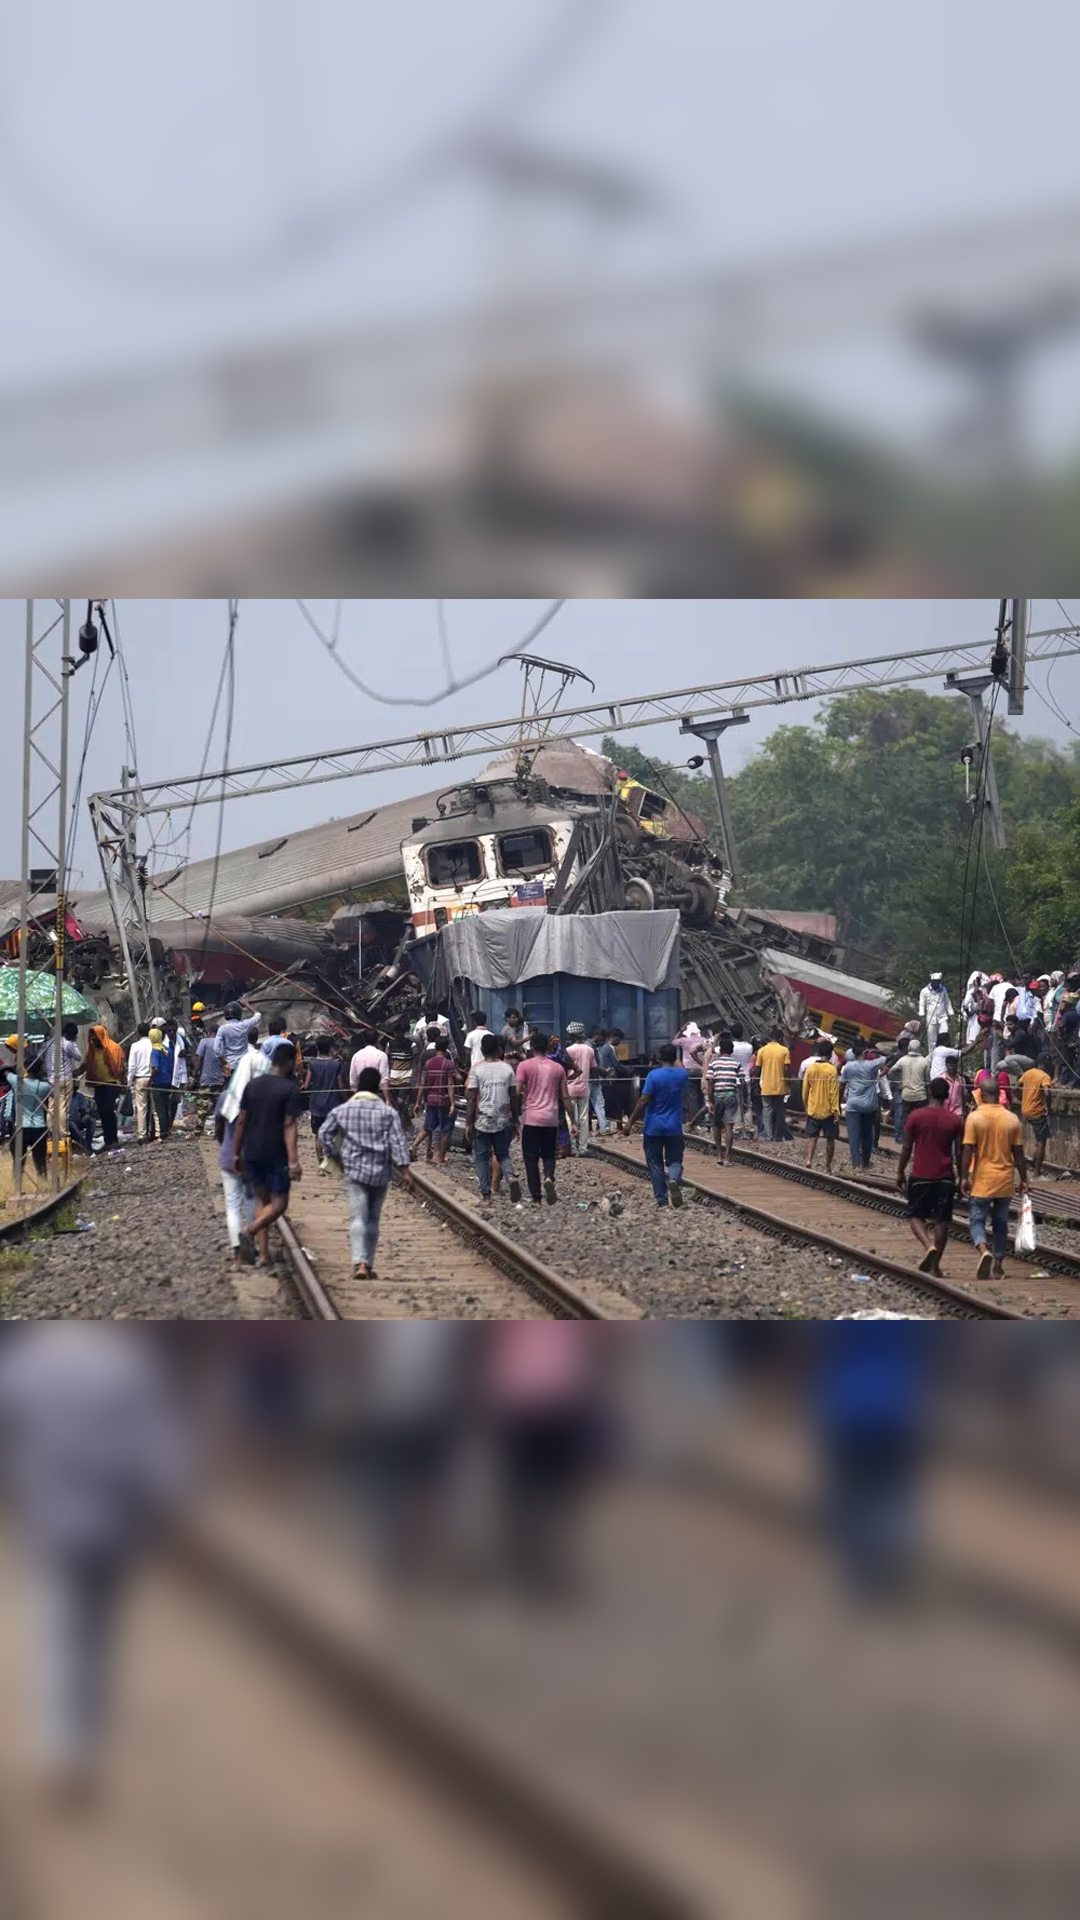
[563,1023,596,1157]
[515,1032,576,1204]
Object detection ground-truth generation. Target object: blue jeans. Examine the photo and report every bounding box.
[345,1179,388,1267]
[969,1194,1010,1258]
[33,1551,127,1773]
[846,1108,875,1169]
[644,1131,684,1205]
[473,1126,516,1199]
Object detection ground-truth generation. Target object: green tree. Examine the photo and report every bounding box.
[609,694,1080,991]
[1006,800,1080,971]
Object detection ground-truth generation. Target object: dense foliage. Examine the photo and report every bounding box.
[605,689,1080,994]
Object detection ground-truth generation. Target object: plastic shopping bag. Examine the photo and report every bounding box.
[1014,1193,1037,1256]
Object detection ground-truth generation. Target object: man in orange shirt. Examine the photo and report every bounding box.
[1018,1061,1054,1177]
[961,1081,1028,1281]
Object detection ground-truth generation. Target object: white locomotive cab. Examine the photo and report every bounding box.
[403,814,580,932]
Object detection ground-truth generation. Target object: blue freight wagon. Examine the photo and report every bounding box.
[417,908,681,1059]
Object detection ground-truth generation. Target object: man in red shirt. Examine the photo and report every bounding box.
[515,1031,576,1204]
[895,1075,964,1276]
[413,1034,459,1165]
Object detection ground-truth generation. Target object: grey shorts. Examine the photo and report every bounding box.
[713,1093,740,1125]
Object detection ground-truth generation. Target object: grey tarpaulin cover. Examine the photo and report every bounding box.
[430,910,681,997]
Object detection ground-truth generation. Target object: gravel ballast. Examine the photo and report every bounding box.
[1,1139,296,1320]
[435,1145,954,1318]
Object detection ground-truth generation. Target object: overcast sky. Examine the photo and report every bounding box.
[3,1,1080,455]
[3,597,1077,893]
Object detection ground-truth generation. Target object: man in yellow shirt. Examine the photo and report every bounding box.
[961,1079,1028,1280]
[756,1027,792,1143]
[1018,1063,1053,1177]
[801,1040,840,1173]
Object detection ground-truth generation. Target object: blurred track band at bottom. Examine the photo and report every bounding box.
[2,1325,1080,1914]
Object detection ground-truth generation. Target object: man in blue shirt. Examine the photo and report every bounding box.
[213,1003,255,1075]
[627,1043,688,1208]
[840,1037,883,1172]
[191,1022,225,1136]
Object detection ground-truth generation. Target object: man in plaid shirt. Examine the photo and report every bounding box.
[317,1068,413,1279]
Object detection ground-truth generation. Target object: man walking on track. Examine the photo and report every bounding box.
[705,1034,742,1166]
[465,1033,523,1206]
[229,1043,305,1270]
[515,1031,575,1205]
[318,1067,414,1279]
[896,1076,964,1276]
[413,1034,458,1166]
[961,1074,1028,1281]
[802,1038,841,1174]
[627,1043,688,1208]
[756,1027,792,1142]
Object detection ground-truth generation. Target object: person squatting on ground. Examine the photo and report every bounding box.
[229,1043,305,1270]
[706,1034,742,1166]
[802,1039,841,1173]
[515,1032,575,1205]
[962,1074,1028,1282]
[896,1076,964,1276]
[412,1034,458,1165]
[627,1043,688,1208]
[465,1033,523,1206]
[318,1067,414,1279]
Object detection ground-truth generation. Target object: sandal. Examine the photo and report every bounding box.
[353,1261,370,1279]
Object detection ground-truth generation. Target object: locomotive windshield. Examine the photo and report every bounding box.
[497,829,553,877]
[425,839,484,887]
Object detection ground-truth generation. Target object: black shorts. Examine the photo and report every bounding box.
[805,1116,838,1140]
[1028,1114,1050,1143]
[906,1176,955,1223]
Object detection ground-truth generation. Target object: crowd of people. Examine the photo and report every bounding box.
[3,961,1076,1288]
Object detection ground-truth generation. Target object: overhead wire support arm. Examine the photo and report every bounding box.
[87,627,1080,824]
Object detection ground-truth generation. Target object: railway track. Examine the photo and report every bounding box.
[778,1115,1080,1226]
[277,1142,637,1321]
[589,1137,1079,1318]
[704,1137,1080,1303]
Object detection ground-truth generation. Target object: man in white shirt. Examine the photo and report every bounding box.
[126,1022,155,1143]
[349,1029,390,1100]
[464,1011,494,1072]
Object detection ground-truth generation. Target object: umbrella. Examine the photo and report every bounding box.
[0,966,99,1023]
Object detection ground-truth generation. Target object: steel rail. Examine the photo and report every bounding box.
[687,1136,1080,1286]
[587,1143,1017,1318]
[172,1512,694,1920]
[406,1165,634,1319]
[273,1164,633,1320]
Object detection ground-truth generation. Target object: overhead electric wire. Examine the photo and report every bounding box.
[0,0,612,288]
[295,598,567,707]
[199,602,239,968]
